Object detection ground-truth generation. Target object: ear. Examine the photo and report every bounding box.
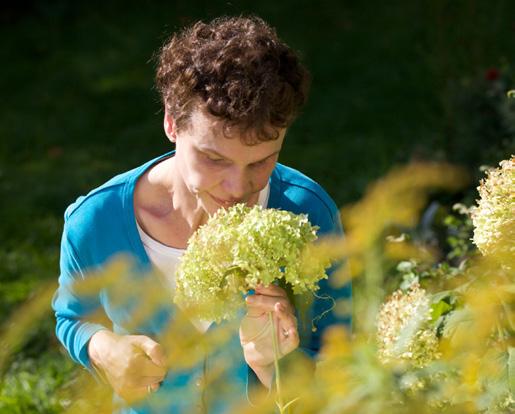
[163,112,177,143]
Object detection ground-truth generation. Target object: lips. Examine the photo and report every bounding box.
[209,194,237,208]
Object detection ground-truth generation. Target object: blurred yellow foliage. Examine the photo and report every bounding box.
[2,159,513,414]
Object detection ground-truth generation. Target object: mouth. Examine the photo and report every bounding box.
[209,194,239,208]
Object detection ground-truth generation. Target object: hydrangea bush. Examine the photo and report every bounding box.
[373,155,514,412]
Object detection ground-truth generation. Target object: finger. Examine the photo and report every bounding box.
[240,317,272,344]
[132,336,166,367]
[126,373,166,388]
[246,295,294,314]
[133,354,167,378]
[118,387,148,404]
[254,284,288,297]
[274,302,299,347]
[274,302,297,330]
[133,378,162,389]
[245,305,265,318]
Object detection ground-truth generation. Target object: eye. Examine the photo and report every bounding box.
[250,157,272,168]
[204,153,228,165]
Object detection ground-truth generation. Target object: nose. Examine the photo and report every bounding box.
[222,168,252,201]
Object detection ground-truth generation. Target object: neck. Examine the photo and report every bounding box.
[158,157,209,232]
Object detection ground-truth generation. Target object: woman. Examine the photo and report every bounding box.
[52,15,351,413]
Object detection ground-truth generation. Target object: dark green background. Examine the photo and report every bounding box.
[1,1,514,411]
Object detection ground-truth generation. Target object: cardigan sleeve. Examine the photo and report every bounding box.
[52,222,108,371]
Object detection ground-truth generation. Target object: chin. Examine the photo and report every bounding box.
[199,195,225,216]
[206,205,223,216]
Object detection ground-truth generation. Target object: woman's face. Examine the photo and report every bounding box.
[168,108,285,216]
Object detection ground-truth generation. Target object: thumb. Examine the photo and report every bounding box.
[132,335,166,367]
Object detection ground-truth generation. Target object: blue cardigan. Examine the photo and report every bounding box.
[52,152,351,413]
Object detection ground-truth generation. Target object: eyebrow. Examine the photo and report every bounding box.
[198,147,280,164]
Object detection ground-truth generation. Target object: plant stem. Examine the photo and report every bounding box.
[269,311,285,413]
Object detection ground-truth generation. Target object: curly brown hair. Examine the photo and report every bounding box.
[155,16,310,144]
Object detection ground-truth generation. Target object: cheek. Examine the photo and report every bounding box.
[251,165,276,190]
[253,172,270,188]
[185,162,222,190]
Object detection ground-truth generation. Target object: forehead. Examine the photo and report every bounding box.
[185,108,286,154]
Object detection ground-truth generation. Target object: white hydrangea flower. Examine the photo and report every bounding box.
[174,204,331,322]
[471,156,515,264]
[377,284,440,368]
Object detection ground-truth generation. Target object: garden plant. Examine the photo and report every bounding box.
[1,155,513,413]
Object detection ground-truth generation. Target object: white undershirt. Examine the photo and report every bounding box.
[137,184,270,333]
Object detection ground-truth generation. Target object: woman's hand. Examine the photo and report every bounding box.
[88,330,167,403]
[239,284,299,388]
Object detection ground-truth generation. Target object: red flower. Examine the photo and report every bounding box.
[485,67,500,81]
[47,146,63,159]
